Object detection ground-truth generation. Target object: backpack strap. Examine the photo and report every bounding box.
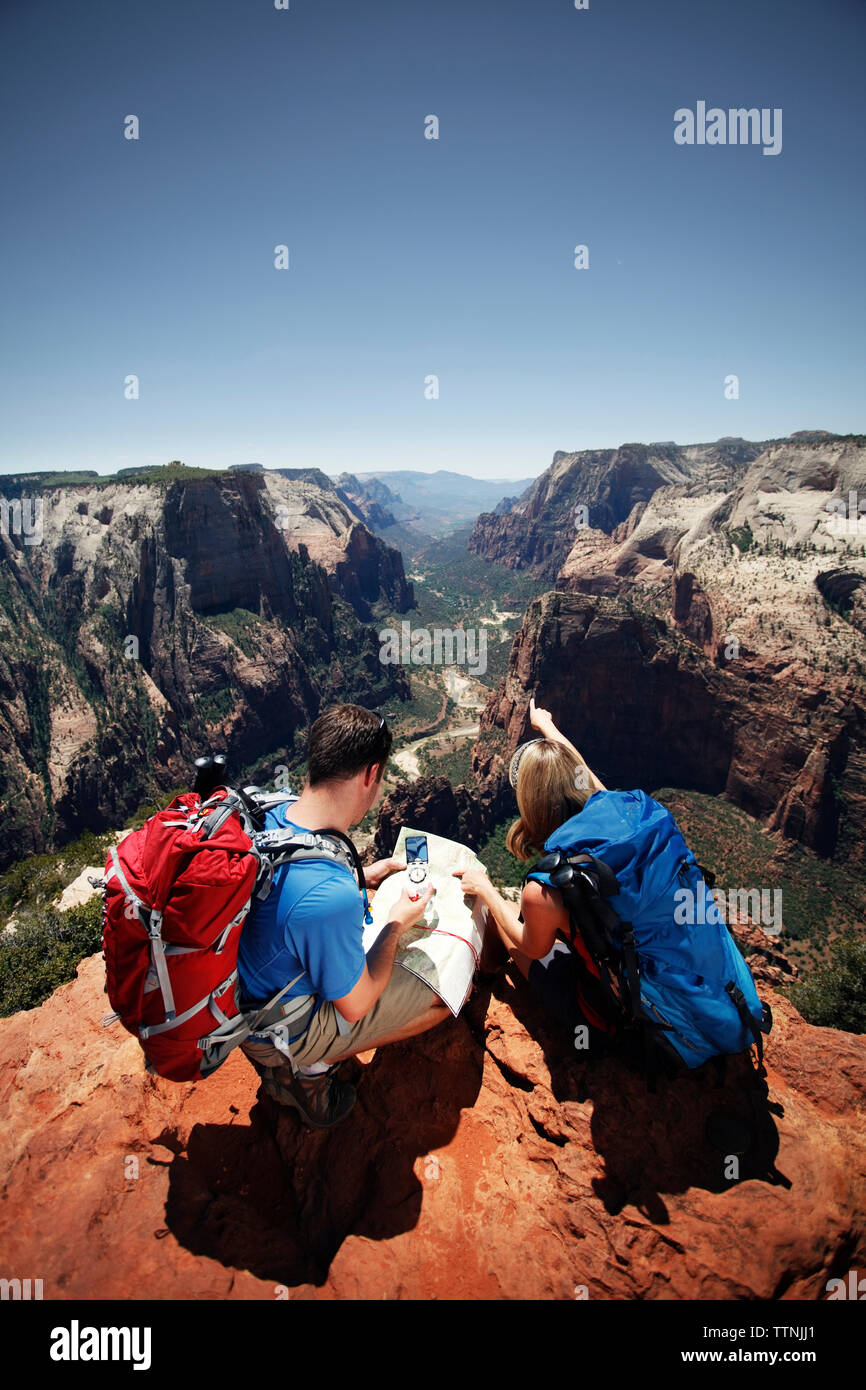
[139,968,239,1039]
[535,851,623,965]
[618,922,643,1023]
[194,970,310,1058]
[253,824,373,923]
[529,850,629,1025]
[320,826,373,924]
[107,846,177,1023]
[725,981,767,1078]
[696,863,716,889]
[198,789,254,840]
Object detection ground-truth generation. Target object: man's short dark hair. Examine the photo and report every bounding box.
[307,704,393,786]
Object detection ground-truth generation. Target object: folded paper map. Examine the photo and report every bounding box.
[363,825,488,1015]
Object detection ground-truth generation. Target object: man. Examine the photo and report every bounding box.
[238,703,450,1128]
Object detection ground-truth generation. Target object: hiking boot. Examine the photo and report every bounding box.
[280,1067,357,1130]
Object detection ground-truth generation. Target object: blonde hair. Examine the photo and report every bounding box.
[506,739,594,861]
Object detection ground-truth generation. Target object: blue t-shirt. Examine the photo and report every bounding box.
[237,804,366,1026]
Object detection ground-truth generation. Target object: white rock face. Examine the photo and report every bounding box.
[55,866,105,912]
[557,436,866,671]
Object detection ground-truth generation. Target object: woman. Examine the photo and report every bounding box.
[454,697,615,1042]
[456,704,772,1075]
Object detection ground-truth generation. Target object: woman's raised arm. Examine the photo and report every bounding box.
[529,697,607,792]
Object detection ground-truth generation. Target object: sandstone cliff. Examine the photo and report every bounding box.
[0,469,412,867]
[333,473,399,534]
[0,944,863,1300]
[462,435,866,873]
[468,437,767,580]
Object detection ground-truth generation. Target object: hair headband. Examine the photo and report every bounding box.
[508,738,543,789]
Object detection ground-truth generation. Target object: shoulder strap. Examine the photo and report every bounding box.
[252,824,372,921]
[725,981,768,1079]
[323,826,373,924]
[198,788,254,839]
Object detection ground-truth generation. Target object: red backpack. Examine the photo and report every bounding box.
[102,787,367,1081]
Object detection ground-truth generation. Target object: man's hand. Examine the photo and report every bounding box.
[389,881,435,931]
[334,881,436,1024]
[452,865,493,904]
[365,856,404,889]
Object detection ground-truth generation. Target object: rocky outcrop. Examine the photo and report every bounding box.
[671,570,717,653]
[814,567,866,636]
[767,738,846,856]
[333,473,399,534]
[462,436,866,869]
[468,438,767,580]
[371,774,511,859]
[331,522,411,622]
[0,470,413,867]
[734,924,800,991]
[465,509,564,575]
[1,948,863,1300]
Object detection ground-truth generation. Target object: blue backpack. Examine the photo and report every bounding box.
[526,789,772,1086]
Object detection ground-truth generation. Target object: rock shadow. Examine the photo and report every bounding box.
[163,1015,482,1288]
[481,965,790,1223]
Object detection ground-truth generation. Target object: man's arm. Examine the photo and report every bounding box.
[364,856,404,889]
[333,882,434,1023]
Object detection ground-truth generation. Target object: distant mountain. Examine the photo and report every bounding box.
[336,469,536,541]
[333,474,399,534]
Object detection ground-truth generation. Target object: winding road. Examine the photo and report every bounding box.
[392,721,481,779]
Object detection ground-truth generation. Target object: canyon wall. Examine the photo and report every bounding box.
[0,470,412,867]
[468,437,767,580]
[461,435,866,867]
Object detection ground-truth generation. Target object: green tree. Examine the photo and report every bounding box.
[0,897,103,1016]
[788,934,866,1034]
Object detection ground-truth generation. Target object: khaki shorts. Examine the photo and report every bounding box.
[240,961,442,1085]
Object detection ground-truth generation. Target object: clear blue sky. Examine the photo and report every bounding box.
[1,0,863,481]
